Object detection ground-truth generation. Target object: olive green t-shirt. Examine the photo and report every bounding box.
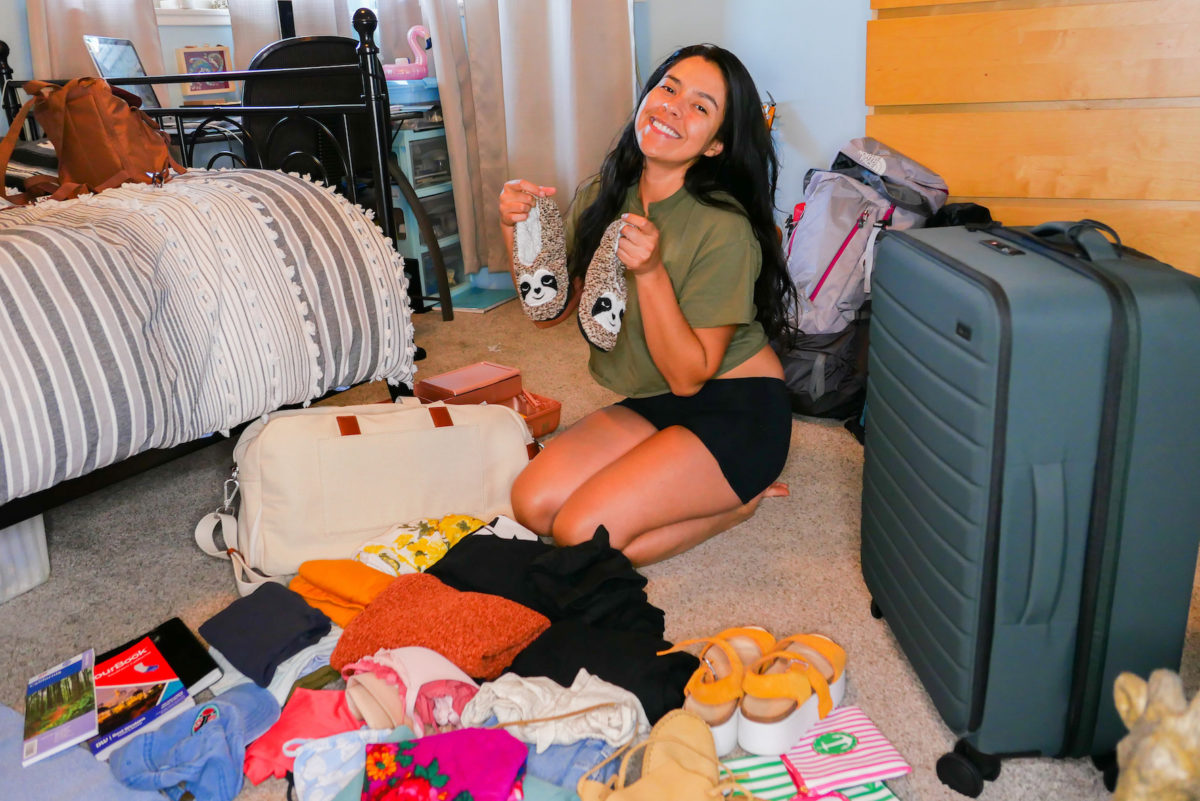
[566,180,768,398]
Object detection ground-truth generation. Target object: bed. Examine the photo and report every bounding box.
[0,9,443,531]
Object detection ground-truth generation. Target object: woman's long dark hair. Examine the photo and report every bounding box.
[568,44,798,346]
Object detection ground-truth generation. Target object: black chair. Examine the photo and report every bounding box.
[242,34,452,318]
[242,36,374,189]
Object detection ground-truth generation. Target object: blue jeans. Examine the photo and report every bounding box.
[483,715,619,789]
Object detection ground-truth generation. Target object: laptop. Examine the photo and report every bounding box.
[82,35,163,110]
[83,35,239,138]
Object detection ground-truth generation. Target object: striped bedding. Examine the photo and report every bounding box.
[0,169,415,506]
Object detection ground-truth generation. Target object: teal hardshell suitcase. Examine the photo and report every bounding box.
[860,221,1200,796]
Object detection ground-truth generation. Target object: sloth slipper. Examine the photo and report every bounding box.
[512,194,569,321]
[578,219,628,352]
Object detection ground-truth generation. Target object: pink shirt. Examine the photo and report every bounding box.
[244,688,362,785]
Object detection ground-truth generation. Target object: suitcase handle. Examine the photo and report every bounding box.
[1028,219,1122,262]
[1022,462,1068,625]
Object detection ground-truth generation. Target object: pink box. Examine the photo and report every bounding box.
[414,361,522,406]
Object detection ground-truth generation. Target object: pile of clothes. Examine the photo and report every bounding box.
[111,516,700,801]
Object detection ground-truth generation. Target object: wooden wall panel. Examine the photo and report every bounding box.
[867,1,1200,106]
[866,108,1200,201]
[873,0,1135,10]
[953,200,1200,268]
[874,0,990,8]
[866,0,1200,275]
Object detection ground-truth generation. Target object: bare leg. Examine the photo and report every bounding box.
[551,425,787,563]
[510,406,657,535]
[623,482,790,566]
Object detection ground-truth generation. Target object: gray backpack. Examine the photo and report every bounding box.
[785,137,948,335]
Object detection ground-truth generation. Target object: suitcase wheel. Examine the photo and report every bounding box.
[937,739,1003,797]
[869,599,884,619]
[955,739,1002,781]
[1091,751,1119,791]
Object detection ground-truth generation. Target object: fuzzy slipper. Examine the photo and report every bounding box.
[512,194,569,321]
[578,219,628,351]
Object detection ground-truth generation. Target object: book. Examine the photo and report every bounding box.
[781,707,911,796]
[86,635,195,760]
[96,617,222,697]
[22,649,99,767]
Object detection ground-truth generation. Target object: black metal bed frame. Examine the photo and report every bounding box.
[0,8,448,530]
[0,9,452,318]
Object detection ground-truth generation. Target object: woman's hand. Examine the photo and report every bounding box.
[499,179,556,229]
[616,213,663,276]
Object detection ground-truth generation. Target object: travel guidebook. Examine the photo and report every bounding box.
[22,649,99,767]
[87,635,194,759]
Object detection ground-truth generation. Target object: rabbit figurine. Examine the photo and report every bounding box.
[1113,669,1200,801]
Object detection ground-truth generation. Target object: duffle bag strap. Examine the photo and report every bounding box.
[194,473,283,596]
[194,511,283,596]
[195,512,285,596]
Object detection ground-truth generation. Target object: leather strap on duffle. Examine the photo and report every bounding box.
[337,415,361,436]
[428,405,453,428]
[429,403,539,460]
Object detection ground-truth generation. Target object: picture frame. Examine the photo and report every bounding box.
[175,44,233,95]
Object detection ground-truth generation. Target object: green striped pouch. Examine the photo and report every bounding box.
[722,755,797,800]
[721,755,897,801]
[840,782,898,801]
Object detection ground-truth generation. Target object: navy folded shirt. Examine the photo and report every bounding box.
[199,582,331,687]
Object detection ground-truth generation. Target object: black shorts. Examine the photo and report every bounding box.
[616,377,792,504]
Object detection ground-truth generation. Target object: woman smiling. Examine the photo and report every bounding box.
[499,44,798,566]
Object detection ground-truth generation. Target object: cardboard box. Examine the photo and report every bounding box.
[414,361,523,406]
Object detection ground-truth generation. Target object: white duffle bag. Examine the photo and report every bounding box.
[195,399,537,595]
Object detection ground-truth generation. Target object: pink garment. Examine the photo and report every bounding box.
[244,688,362,785]
[342,646,478,736]
[414,679,478,734]
[361,728,527,801]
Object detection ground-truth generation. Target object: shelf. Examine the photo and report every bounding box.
[413,179,452,198]
[418,233,460,253]
[155,7,231,26]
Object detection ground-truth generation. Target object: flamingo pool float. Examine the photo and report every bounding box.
[383,25,432,81]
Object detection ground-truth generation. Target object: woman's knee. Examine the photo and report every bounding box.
[549,499,628,550]
[510,467,564,536]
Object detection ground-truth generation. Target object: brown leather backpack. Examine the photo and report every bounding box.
[0,77,185,203]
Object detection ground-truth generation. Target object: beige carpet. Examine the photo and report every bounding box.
[3,298,1196,800]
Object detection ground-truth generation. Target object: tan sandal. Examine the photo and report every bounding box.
[656,626,775,756]
[577,709,760,801]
